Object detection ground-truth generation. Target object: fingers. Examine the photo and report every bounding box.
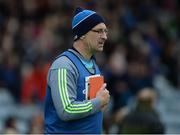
[96,83,110,108]
[104,88,109,94]
[100,83,107,91]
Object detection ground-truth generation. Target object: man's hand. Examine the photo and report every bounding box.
[101,104,108,112]
[96,83,110,109]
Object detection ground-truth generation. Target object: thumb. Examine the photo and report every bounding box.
[100,83,107,91]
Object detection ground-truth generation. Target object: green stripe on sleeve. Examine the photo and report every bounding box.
[58,68,92,113]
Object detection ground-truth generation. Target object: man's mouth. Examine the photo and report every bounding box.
[99,42,104,45]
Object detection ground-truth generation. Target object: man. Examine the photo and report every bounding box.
[44,7,110,134]
[120,88,165,134]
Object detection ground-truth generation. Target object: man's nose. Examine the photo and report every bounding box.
[101,32,107,40]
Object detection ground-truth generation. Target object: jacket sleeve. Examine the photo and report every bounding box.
[48,56,102,121]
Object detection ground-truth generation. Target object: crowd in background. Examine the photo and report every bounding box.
[0,0,179,133]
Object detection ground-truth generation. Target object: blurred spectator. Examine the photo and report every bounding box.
[3,117,18,134]
[119,87,165,134]
[161,40,179,87]
[28,112,43,134]
[0,51,21,102]
[105,45,132,112]
[21,55,50,104]
[127,58,153,94]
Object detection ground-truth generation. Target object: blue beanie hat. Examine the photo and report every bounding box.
[72,7,105,41]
